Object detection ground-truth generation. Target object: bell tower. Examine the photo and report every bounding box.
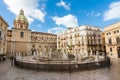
[11,9,31,55]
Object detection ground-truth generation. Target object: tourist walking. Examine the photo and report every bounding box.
[10,55,15,66]
[106,56,111,68]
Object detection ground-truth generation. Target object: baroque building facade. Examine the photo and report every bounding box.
[6,9,57,56]
[57,26,102,55]
[104,22,120,58]
[0,16,8,56]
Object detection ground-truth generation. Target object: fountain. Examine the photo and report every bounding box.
[63,52,68,60]
[14,48,110,71]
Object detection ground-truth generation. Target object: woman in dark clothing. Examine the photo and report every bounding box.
[10,55,14,66]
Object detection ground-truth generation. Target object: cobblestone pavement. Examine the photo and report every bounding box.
[0,59,120,80]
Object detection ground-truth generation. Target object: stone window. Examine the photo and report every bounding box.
[20,32,24,37]
[116,37,120,44]
[108,39,112,44]
[110,47,112,52]
[106,32,111,35]
[117,30,119,33]
[91,40,92,44]
[87,40,89,45]
[114,31,116,34]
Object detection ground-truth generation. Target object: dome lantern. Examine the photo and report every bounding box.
[19,9,24,15]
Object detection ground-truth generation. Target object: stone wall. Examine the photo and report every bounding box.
[15,58,110,72]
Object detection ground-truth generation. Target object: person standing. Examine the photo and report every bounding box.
[10,55,14,66]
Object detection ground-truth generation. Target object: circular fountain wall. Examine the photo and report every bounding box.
[14,52,110,71]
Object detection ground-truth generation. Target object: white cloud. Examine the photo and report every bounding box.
[56,0,70,10]
[36,24,42,28]
[86,11,94,16]
[4,0,46,24]
[103,2,120,21]
[52,14,78,28]
[94,13,101,17]
[31,30,35,32]
[48,27,66,34]
[86,11,101,17]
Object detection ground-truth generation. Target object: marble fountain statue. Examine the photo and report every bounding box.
[14,49,109,71]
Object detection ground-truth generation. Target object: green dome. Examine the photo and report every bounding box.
[14,9,28,24]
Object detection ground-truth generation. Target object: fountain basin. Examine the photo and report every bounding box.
[14,56,111,71]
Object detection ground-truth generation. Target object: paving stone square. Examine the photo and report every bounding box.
[0,59,120,80]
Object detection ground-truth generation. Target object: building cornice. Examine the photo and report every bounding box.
[32,31,57,36]
[0,15,9,27]
[12,28,31,31]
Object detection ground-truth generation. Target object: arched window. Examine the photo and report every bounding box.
[20,32,24,37]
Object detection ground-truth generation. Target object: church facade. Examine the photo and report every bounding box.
[6,9,57,56]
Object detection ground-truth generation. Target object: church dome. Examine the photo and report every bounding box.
[14,9,28,29]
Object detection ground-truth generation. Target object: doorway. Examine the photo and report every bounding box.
[117,47,120,58]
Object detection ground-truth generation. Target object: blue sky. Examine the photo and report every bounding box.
[0,0,120,34]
